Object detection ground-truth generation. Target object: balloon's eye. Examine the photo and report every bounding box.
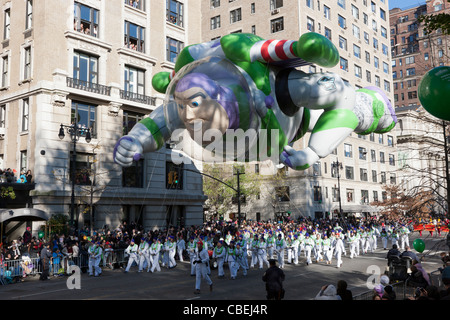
[192,101,200,107]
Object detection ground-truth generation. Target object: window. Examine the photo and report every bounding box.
[389,154,395,166]
[251,3,255,14]
[230,8,242,23]
[380,8,386,20]
[373,37,379,50]
[124,21,145,52]
[372,170,377,182]
[307,17,315,32]
[324,5,331,19]
[381,26,387,38]
[359,147,367,160]
[370,149,376,162]
[211,0,220,8]
[380,151,385,163]
[275,186,290,202]
[375,75,380,87]
[73,52,98,84]
[123,110,145,135]
[332,187,339,202]
[371,1,376,13]
[313,161,321,176]
[126,0,145,11]
[384,80,390,92]
[353,44,361,58]
[372,19,377,32]
[340,57,348,71]
[306,0,314,9]
[3,9,10,40]
[373,190,378,202]
[338,0,346,9]
[345,166,354,180]
[360,168,368,181]
[124,66,145,96]
[325,27,332,40]
[406,68,415,76]
[210,15,221,30]
[71,101,97,137]
[354,65,362,78]
[1,55,8,88]
[123,158,144,188]
[366,70,371,82]
[338,15,346,29]
[313,186,322,202]
[26,0,33,30]
[361,190,369,204]
[0,105,5,128]
[353,24,360,39]
[383,62,389,74]
[270,0,283,10]
[381,171,386,184]
[351,5,359,19]
[74,2,99,37]
[364,31,369,44]
[23,46,32,80]
[166,37,184,63]
[339,36,347,51]
[22,98,29,132]
[346,189,354,202]
[374,56,379,69]
[344,143,352,157]
[167,0,184,27]
[20,151,28,172]
[271,17,284,33]
[390,173,396,184]
[70,152,95,186]
[363,13,368,25]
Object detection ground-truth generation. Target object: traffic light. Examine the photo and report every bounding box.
[166,162,183,189]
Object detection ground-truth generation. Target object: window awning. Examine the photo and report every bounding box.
[0,208,50,223]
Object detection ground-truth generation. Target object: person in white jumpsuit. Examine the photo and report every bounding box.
[149,237,161,273]
[304,233,314,265]
[177,235,186,262]
[257,236,270,269]
[212,240,226,278]
[166,235,177,269]
[138,238,151,272]
[124,239,139,273]
[88,242,102,277]
[187,236,197,276]
[334,233,346,268]
[275,234,286,269]
[194,241,213,294]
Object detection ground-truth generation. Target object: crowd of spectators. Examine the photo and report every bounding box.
[0,168,32,184]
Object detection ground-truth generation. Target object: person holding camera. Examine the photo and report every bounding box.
[193,240,213,294]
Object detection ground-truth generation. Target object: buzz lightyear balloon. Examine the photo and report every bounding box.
[113,32,396,170]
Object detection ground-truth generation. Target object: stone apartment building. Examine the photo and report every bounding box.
[201,0,398,221]
[0,0,206,238]
[390,0,450,215]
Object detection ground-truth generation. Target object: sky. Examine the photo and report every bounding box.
[388,0,427,10]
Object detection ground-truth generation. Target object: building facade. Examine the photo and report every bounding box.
[0,0,206,237]
[201,0,397,221]
[390,0,450,215]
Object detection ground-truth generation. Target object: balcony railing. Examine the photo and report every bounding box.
[66,77,111,96]
[120,90,156,106]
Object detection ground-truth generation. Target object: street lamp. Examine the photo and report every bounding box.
[58,123,91,230]
[331,158,343,220]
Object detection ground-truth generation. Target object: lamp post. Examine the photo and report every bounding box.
[58,123,91,230]
[331,158,343,219]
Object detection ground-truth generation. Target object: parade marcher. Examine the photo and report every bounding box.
[262,259,285,300]
[212,240,226,278]
[88,242,102,277]
[237,234,249,270]
[322,233,333,265]
[286,235,294,264]
[348,230,357,259]
[390,228,399,248]
[236,242,248,277]
[166,235,177,269]
[372,225,380,250]
[334,232,346,268]
[227,241,239,279]
[250,234,259,268]
[400,224,410,251]
[39,243,52,281]
[292,234,300,265]
[380,228,389,250]
[313,233,323,263]
[258,236,269,269]
[194,240,213,294]
[266,231,275,260]
[176,235,186,262]
[124,239,139,273]
[304,233,314,265]
[275,233,286,268]
[102,241,114,269]
[187,236,197,276]
[138,237,151,272]
[149,237,161,273]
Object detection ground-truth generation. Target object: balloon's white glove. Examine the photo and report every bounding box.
[113,135,144,167]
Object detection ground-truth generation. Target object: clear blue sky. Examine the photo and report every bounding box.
[389,0,427,10]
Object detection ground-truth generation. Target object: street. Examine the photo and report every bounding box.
[0,233,447,303]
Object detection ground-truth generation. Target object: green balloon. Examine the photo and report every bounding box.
[38,231,44,239]
[418,66,450,121]
[413,238,425,253]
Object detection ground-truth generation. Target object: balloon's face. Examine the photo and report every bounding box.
[164,56,256,141]
[174,86,229,141]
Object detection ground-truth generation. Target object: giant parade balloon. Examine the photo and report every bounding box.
[114,33,397,170]
[419,66,450,121]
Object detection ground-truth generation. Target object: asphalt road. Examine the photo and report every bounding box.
[0,233,447,303]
